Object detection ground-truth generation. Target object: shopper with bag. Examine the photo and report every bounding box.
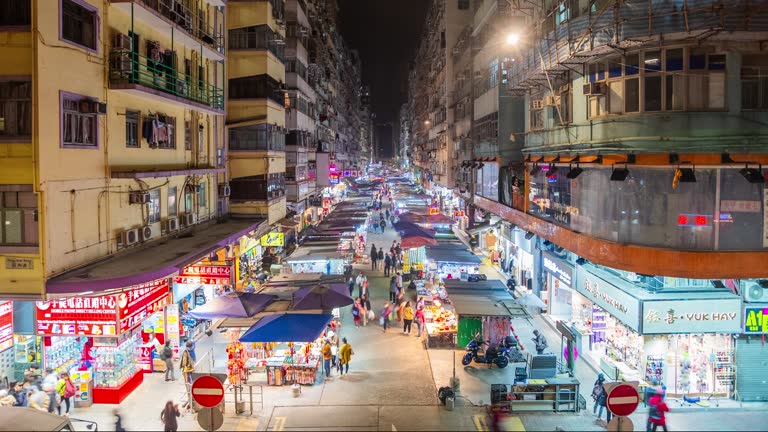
[381,302,393,333]
[352,298,363,328]
[415,305,426,337]
[648,389,670,432]
[591,374,606,416]
[56,372,76,416]
[403,302,415,334]
[161,341,176,381]
[363,294,374,326]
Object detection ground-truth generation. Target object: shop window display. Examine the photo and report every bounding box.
[92,332,141,389]
[45,336,86,373]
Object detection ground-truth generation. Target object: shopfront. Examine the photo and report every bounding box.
[35,279,170,404]
[173,264,233,344]
[736,304,768,401]
[237,235,264,291]
[539,253,574,320]
[0,301,13,382]
[552,265,743,397]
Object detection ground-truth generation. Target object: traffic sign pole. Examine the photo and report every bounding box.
[606,383,640,417]
[191,375,225,408]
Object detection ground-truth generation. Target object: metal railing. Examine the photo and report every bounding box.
[129,0,224,52]
[109,48,224,110]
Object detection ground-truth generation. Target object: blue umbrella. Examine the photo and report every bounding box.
[239,313,333,342]
[187,293,275,319]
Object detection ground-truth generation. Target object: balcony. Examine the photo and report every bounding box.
[111,0,224,61]
[109,48,224,114]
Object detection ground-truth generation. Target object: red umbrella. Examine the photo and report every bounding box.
[400,236,438,249]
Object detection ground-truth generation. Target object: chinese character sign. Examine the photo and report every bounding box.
[36,295,118,336]
[0,302,13,352]
[117,279,170,334]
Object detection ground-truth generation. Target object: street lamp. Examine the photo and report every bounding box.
[505,33,520,46]
[424,120,431,126]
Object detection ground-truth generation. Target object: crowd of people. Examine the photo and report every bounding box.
[0,365,77,416]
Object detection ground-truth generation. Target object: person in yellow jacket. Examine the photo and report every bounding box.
[180,342,195,384]
[403,302,415,334]
[339,338,353,376]
[321,340,333,378]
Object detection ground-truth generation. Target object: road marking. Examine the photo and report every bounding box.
[502,416,526,432]
[392,424,398,431]
[272,416,286,431]
[236,419,259,431]
[609,396,639,404]
[473,414,488,431]
[192,388,224,396]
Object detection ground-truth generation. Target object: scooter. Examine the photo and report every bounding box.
[462,337,510,368]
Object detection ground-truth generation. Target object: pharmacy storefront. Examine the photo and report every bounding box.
[555,266,742,398]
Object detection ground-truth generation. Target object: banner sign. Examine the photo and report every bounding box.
[642,298,742,334]
[117,279,170,334]
[575,268,642,332]
[260,232,285,247]
[744,307,768,334]
[36,296,118,337]
[0,302,13,352]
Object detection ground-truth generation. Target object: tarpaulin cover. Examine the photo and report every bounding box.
[188,293,275,319]
[400,236,438,249]
[239,313,333,342]
[292,284,354,310]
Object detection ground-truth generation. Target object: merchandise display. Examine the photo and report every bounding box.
[92,333,141,389]
[226,342,247,386]
[45,337,85,373]
[244,340,323,387]
[14,335,40,364]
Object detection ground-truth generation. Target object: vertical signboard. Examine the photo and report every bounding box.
[0,302,13,352]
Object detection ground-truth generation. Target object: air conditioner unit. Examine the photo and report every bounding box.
[120,229,140,246]
[583,82,606,96]
[181,213,197,226]
[218,183,231,197]
[78,100,107,115]
[744,282,768,302]
[165,217,179,233]
[140,225,154,241]
[113,33,132,50]
[129,191,150,204]
[543,95,557,106]
[532,100,544,110]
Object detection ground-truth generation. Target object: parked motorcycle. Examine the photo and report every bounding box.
[462,336,510,368]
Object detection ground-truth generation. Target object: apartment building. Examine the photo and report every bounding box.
[0,0,246,299]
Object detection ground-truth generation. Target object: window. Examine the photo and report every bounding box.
[558,88,572,124]
[742,54,768,110]
[185,121,191,150]
[141,115,176,149]
[61,92,97,148]
[148,189,161,223]
[228,124,285,151]
[228,25,285,60]
[168,187,177,217]
[0,80,32,139]
[184,188,193,213]
[228,74,284,105]
[198,182,207,208]
[458,0,470,10]
[125,110,139,147]
[60,0,98,51]
[644,75,662,111]
[0,0,30,27]
[0,190,38,245]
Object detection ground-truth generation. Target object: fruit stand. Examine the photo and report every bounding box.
[424,304,457,349]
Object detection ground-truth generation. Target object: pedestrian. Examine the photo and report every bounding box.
[591,374,606,416]
[321,340,333,378]
[56,372,75,416]
[532,330,548,355]
[9,381,27,407]
[396,293,406,322]
[325,259,331,275]
[396,272,403,295]
[377,248,384,270]
[384,253,392,276]
[28,387,49,412]
[389,276,398,303]
[161,341,176,381]
[180,341,195,384]
[381,302,393,332]
[648,389,670,432]
[339,338,353,376]
[595,385,612,423]
[360,275,368,299]
[348,276,355,296]
[373,220,379,233]
[395,242,402,257]
[403,302,414,334]
[362,294,372,326]
[360,295,369,326]
[42,368,58,414]
[160,401,180,432]
[352,298,363,328]
[415,305,426,337]
[370,245,378,270]
[114,408,126,432]
[385,209,390,220]
[0,390,16,407]
[356,272,364,293]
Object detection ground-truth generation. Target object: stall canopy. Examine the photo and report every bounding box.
[292,284,354,310]
[400,236,438,249]
[188,293,276,319]
[426,245,482,264]
[401,213,455,225]
[240,313,333,342]
[450,294,517,317]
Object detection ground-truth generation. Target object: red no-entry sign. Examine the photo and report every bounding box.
[606,383,640,417]
[191,375,225,408]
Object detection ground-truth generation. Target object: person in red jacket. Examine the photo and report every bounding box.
[648,390,670,432]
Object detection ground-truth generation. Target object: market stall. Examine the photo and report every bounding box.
[425,242,482,280]
[285,245,349,274]
[238,314,335,386]
[449,293,520,349]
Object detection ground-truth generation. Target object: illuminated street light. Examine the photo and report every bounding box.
[505,33,520,46]
[424,120,430,125]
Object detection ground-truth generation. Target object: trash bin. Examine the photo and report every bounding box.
[292,384,301,398]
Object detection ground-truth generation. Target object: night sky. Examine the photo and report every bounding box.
[338,0,429,157]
